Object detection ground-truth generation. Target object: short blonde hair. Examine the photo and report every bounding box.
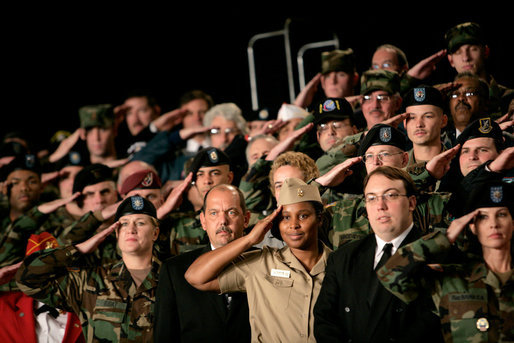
[269,151,319,195]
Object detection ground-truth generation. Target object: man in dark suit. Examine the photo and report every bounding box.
[154,184,252,342]
[314,166,443,343]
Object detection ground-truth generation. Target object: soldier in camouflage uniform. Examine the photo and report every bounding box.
[444,22,512,118]
[315,69,405,176]
[16,195,162,343]
[403,85,451,165]
[378,180,514,342]
[314,125,454,248]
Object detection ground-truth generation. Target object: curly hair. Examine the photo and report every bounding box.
[269,151,319,195]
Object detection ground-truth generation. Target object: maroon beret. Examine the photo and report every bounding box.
[120,169,162,196]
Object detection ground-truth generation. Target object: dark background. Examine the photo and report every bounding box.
[4,5,513,150]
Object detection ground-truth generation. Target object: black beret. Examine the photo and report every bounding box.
[114,195,157,222]
[464,180,513,214]
[72,163,114,194]
[54,150,90,171]
[403,85,445,111]
[0,154,41,181]
[456,117,503,150]
[313,98,355,126]
[188,147,231,182]
[358,124,407,156]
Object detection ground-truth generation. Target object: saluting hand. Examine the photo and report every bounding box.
[157,172,193,219]
[247,206,282,245]
[315,156,362,187]
[426,144,460,179]
[37,192,81,214]
[446,209,480,244]
[75,221,119,254]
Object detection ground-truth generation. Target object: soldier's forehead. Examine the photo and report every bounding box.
[119,213,152,221]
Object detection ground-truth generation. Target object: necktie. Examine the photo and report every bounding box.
[34,304,60,318]
[367,243,393,307]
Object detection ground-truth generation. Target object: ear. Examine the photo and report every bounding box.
[243,210,251,229]
[441,114,448,128]
[483,45,490,59]
[447,54,455,68]
[153,105,162,117]
[153,227,160,241]
[394,95,403,112]
[199,212,207,232]
[227,171,234,185]
[408,195,417,212]
[401,152,409,168]
[469,222,477,235]
[351,125,358,134]
[352,72,360,86]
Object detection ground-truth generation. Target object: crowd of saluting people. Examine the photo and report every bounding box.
[0,21,513,342]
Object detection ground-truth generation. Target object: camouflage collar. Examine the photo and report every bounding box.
[468,262,488,283]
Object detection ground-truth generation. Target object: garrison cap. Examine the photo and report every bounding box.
[321,48,356,75]
[360,69,401,95]
[189,147,231,182]
[277,177,322,207]
[403,85,445,110]
[120,169,162,196]
[464,180,513,213]
[313,98,354,126]
[25,232,59,256]
[0,154,41,181]
[277,103,310,122]
[456,117,504,150]
[445,22,486,54]
[72,163,114,194]
[79,104,115,129]
[358,124,407,156]
[114,195,157,222]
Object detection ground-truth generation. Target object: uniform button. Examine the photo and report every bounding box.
[345,307,350,312]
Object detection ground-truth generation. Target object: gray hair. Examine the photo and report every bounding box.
[245,134,279,163]
[203,102,248,135]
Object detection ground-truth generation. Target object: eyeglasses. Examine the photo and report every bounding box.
[362,151,403,163]
[210,127,239,135]
[449,91,477,99]
[364,192,408,204]
[362,94,391,103]
[317,121,350,132]
[371,62,396,70]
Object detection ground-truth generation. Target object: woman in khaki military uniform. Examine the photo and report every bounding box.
[185,177,332,342]
[378,180,514,342]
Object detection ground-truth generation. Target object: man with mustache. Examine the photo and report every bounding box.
[168,147,235,255]
[155,184,252,342]
[442,73,490,146]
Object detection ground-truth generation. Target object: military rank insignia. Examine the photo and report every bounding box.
[297,188,304,197]
[490,186,503,203]
[25,154,35,168]
[141,172,153,187]
[379,126,392,142]
[131,196,145,210]
[69,151,81,165]
[209,149,219,163]
[414,88,426,102]
[478,118,492,133]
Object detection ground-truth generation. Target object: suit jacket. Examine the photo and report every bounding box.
[154,246,251,343]
[0,291,85,343]
[314,226,443,343]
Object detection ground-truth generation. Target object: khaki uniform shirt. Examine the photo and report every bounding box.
[218,243,332,343]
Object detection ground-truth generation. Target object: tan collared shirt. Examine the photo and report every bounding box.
[218,243,332,343]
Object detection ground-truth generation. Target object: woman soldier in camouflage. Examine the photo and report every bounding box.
[378,180,513,342]
[16,195,161,343]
